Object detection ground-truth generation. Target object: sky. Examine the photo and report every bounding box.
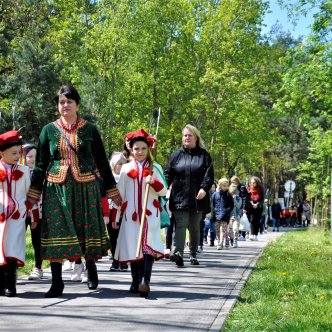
[262,1,316,39]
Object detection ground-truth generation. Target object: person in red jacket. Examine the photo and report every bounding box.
[247,176,264,241]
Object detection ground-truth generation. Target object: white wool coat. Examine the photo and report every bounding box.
[0,163,30,266]
[114,160,167,263]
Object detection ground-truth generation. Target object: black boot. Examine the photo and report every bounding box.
[4,259,17,297]
[45,262,64,298]
[86,259,98,290]
[0,265,5,296]
[139,255,153,298]
[129,262,140,293]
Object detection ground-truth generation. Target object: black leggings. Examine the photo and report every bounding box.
[249,207,263,236]
[25,217,42,269]
[165,215,176,250]
[107,222,120,259]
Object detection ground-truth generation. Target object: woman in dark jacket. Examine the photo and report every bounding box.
[164,124,214,266]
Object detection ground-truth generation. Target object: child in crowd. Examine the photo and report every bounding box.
[108,152,128,272]
[114,129,166,297]
[229,184,242,248]
[0,130,30,297]
[230,176,250,241]
[22,144,44,280]
[203,182,217,246]
[212,178,234,250]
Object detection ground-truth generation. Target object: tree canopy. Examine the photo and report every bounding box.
[0,0,331,205]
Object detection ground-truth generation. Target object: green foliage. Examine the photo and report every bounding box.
[0,0,61,141]
[0,0,331,203]
[224,228,332,331]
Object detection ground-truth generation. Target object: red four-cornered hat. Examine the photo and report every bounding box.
[125,128,155,147]
[0,130,22,151]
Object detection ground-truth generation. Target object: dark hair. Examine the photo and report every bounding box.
[25,144,37,156]
[123,144,130,158]
[54,84,81,104]
[129,136,149,148]
[250,176,262,188]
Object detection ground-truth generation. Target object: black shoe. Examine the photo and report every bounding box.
[87,261,98,290]
[45,282,64,298]
[4,259,17,297]
[190,257,199,265]
[210,243,215,247]
[129,278,140,293]
[139,282,150,298]
[119,264,128,272]
[109,262,119,271]
[4,287,16,297]
[170,253,184,267]
[0,266,5,296]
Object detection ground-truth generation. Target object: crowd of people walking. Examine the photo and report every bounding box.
[0,84,311,299]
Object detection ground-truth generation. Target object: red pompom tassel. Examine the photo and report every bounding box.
[132,211,138,221]
[11,210,20,220]
[127,169,138,179]
[153,199,163,212]
[142,168,150,177]
[0,213,5,222]
[11,170,24,181]
[0,170,6,182]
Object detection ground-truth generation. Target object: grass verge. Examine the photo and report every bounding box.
[223,227,332,332]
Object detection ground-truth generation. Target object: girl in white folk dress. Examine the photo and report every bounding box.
[114,129,167,297]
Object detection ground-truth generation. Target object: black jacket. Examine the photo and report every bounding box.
[212,190,234,222]
[237,183,250,211]
[271,203,282,219]
[164,146,214,213]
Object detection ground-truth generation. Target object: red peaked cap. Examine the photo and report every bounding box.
[125,128,155,148]
[0,130,22,151]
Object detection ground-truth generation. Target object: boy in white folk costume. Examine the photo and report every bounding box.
[114,129,167,297]
[0,130,30,297]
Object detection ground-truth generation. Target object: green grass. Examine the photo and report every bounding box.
[223,227,332,332]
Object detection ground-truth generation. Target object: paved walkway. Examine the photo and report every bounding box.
[0,231,285,332]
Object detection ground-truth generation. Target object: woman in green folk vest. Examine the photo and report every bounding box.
[28,84,121,298]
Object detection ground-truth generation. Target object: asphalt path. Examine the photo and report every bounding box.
[0,231,285,332]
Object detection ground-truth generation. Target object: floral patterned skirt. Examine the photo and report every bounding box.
[40,170,109,261]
